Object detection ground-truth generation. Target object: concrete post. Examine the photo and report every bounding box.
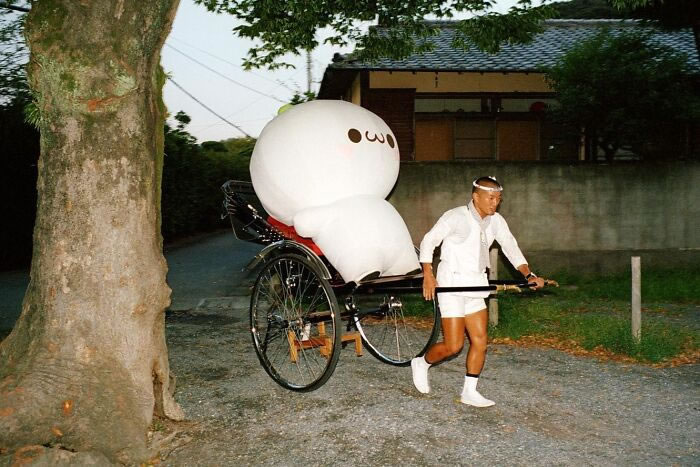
[488,248,499,327]
[631,256,641,343]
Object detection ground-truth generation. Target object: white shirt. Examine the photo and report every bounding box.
[419,202,528,278]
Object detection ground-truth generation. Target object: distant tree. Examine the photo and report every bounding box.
[0,7,29,103]
[546,28,699,161]
[611,0,700,54]
[162,114,251,241]
[0,99,39,271]
[173,109,191,129]
[551,0,631,19]
[223,136,256,158]
[0,7,38,271]
[552,0,699,54]
[196,0,557,68]
[201,140,228,152]
[162,117,205,240]
[290,90,316,104]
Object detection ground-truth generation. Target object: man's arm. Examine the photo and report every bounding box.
[494,215,544,289]
[418,211,454,301]
[422,262,437,300]
[515,264,545,289]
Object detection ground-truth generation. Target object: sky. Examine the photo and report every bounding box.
[161,0,522,143]
[2,0,522,142]
[161,0,356,142]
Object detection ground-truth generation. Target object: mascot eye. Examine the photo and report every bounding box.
[386,134,395,148]
[347,128,362,143]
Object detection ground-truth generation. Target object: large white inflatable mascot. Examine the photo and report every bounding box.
[250,100,420,283]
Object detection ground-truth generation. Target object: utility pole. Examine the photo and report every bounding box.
[306,50,312,95]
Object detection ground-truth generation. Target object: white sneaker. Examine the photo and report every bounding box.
[460,376,495,407]
[411,356,431,394]
[460,390,495,407]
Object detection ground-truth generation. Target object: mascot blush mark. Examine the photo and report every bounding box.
[251,100,419,283]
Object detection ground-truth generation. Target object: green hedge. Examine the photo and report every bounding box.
[0,99,39,270]
[161,123,254,242]
[0,108,255,270]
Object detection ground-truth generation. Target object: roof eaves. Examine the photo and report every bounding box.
[349,67,547,73]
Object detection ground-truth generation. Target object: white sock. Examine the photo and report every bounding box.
[461,375,495,407]
[463,375,478,393]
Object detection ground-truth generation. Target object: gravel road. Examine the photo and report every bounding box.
[160,306,699,466]
[3,233,697,465]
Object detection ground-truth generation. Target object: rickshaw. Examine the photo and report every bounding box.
[222,180,539,392]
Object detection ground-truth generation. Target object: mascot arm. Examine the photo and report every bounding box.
[293,205,336,238]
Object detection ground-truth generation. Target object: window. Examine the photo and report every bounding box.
[415,98,482,113]
[500,98,559,113]
[454,120,495,159]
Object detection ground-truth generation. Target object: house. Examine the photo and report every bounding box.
[317,19,699,162]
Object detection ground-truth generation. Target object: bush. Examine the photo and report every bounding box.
[0,98,39,270]
[0,106,251,270]
[160,117,254,242]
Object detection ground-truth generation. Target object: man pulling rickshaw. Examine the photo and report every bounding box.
[414,176,545,407]
[222,100,554,393]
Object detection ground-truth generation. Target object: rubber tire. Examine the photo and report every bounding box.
[250,253,341,391]
[352,292,440,366]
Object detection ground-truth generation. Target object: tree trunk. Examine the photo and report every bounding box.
[0,1,182,463]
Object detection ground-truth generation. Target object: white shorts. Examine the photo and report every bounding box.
[437,293,487,318]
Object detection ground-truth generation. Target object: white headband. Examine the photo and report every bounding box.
[472,176,503,192]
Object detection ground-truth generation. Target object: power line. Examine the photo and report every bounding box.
[165,38,297,119]
[168,36,297,93]
[167,76,251,138]
[197,94,269,132]
[165,43,286,104]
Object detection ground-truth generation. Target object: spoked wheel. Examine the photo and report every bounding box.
[250,253,341,391]
[350,290,440,366]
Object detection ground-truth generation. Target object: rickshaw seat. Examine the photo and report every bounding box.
[266,216,324,257]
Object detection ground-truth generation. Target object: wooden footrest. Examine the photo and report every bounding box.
[288,325,363,362]
[341,331,363,357]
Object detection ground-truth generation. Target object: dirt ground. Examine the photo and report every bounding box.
[153,305,700,466]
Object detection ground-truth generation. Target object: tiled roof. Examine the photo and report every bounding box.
[329,19,699,73]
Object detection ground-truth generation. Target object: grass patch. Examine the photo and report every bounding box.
[561,313,696,362]
[553,266,700,303]
[489,268,699,364]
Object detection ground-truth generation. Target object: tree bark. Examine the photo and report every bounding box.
[0,1,182,463]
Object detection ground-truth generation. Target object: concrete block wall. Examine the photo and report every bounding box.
[388,161,700,275]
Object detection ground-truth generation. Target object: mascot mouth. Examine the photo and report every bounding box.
[365,131,385,144]
[347,128,396,148]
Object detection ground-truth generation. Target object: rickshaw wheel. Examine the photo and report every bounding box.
[351,291,440,366]
[250,253,341,391]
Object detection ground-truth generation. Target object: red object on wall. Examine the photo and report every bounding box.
[529,101,547,112]
[267,216,324,256]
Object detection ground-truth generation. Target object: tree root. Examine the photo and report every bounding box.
[0,444,113,466]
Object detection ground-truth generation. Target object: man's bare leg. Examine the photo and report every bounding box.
[463,309,488,374]
[411,317,466,393]
[425,317,466,364]
[460,309,494,407]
